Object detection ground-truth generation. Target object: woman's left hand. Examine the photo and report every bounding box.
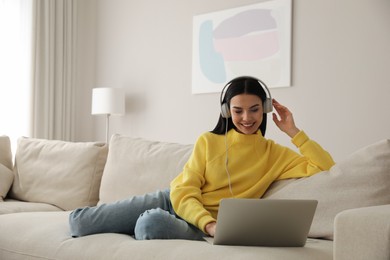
[205,221,217,237]
[272,99,300,138]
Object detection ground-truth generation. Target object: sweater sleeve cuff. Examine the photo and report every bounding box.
[291,130,309,147]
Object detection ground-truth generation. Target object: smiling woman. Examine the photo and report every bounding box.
[0,0,32,152]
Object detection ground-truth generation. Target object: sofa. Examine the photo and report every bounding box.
[0,134,389,260]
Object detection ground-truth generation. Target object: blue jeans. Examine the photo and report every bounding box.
[69,189,205,240]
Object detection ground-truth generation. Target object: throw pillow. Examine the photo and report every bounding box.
[0,135,13,169]
[0,136,14,201]
[0,165,13,201]
[263,139,390,240]
[9,137,108,210]
[98,134,193,205]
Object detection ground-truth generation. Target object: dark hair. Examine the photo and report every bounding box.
[211,77,268,136]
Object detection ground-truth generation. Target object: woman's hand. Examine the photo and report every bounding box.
[272,99,300,138]
[205,221,217,237]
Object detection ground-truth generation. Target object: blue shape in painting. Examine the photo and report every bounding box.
[198,20,226,83]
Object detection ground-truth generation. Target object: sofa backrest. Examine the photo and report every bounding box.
[98,134,193,205]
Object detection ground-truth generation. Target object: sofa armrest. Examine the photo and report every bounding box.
[334,204,390,260]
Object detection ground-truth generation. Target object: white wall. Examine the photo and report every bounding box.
[75,0,390,162]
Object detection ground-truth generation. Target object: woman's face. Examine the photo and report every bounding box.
[229,94,263,135]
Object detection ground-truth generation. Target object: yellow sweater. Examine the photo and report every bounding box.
[170,129,335,233]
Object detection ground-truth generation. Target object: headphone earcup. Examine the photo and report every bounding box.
[221,103,231,118]
[263,98,273,113]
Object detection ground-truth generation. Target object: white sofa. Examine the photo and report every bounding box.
[0,134,389,260]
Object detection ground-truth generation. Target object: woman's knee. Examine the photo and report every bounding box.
[134,208,173,240]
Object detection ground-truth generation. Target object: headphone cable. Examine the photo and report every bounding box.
[224,118,234,197]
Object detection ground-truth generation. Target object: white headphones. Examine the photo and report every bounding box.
[220,76,273,118]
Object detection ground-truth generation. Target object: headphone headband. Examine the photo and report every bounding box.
[220,76,273,118]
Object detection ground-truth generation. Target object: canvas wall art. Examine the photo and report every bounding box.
[192,0,292,94]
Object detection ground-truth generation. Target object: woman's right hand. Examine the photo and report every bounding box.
[272,99,300,138]
[205,221,217,237]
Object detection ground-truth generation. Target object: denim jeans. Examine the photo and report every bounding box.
[69,189,205,240]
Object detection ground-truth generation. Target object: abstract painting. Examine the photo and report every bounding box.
[192,0,292,94]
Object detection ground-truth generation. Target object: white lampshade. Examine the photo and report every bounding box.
[92,87,125,115]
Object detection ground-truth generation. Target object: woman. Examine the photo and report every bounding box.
[69,76,334,240]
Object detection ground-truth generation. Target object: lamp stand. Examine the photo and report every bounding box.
[105,114,110,143]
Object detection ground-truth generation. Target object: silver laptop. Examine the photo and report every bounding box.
[210,198,317,247]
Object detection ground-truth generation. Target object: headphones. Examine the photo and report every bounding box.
[220,76,273,118]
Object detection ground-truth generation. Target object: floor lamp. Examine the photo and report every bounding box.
[91,87,125,143]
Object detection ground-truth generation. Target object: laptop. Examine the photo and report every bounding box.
[208,198,317,247]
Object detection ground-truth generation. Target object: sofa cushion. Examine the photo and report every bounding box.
[99,134,193,204]
[0,136,13,201]
[264,139,390,240]
[0,211,333,260]
[0,199,62,215]
[9,137,108,210]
